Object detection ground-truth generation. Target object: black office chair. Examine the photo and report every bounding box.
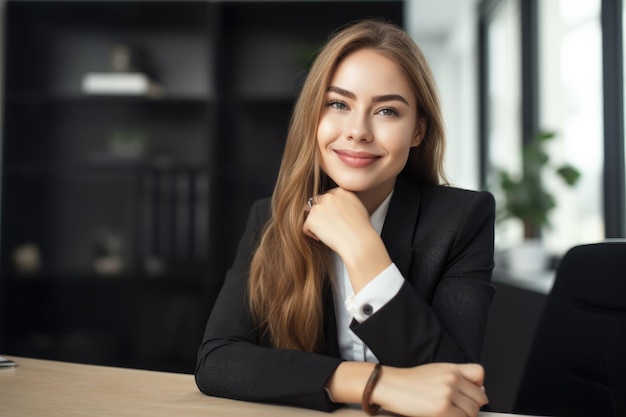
[514,241,626,417]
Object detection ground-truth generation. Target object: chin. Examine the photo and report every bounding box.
[330,180,372,192]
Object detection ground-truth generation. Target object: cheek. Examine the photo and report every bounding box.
[383,133,417,169]
[389,143,412,167]
[317,114,341,147]
[380,126,416,155]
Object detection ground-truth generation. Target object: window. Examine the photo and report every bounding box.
[538,0,604,253]
[483,0,626,256]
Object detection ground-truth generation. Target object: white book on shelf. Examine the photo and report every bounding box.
[81,72,162,97]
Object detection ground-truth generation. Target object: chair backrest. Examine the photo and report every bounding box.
[514,241,626,417]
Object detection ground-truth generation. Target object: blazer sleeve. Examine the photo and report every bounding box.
[195,199,343,412]
[351,189,495,366]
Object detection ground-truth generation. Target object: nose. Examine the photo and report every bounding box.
[344,111,373,142]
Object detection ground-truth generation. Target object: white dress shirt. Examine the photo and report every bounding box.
[331,191,405,363]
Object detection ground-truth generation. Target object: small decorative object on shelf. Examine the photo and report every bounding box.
[81,44,162,97]
[93,230,125,276]
[11,243,42,276]
[108,128,149,158]
[82,72,162,97]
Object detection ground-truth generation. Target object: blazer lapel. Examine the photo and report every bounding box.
[381,176,421,278]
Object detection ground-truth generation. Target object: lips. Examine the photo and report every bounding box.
[333,149,381,168]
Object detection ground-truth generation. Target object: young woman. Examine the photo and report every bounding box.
[196,19,494,417]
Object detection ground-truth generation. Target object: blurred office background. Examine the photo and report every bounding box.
[0,0,624,413]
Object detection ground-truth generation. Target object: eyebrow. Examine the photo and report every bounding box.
[327,86,410,106]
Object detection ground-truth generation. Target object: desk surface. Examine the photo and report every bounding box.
[0,355,537,417]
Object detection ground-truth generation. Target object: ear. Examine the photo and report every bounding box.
[411,117,426,147]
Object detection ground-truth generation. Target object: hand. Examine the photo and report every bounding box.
[303,188,371,253]
[302,188,392,292]
[373,363,488,417]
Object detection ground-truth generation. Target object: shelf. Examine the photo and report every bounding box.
[219,1,403,98]
[1,0,404,373]
[6,92,211,105]
[5,1,214,98]
[4,158,208,177]
[4,270,208,285]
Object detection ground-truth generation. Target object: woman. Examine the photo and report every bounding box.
[196,19,494,417]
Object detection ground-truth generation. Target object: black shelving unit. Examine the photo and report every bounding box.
[0,0,403,373]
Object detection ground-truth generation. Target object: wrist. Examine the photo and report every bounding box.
[326,362,378,405]
[361,363,383,415]
[342,234,392,293]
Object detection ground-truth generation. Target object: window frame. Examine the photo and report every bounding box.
[601,0,626,237]
[479,0,626,240]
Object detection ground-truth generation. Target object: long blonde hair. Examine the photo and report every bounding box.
[248,19,446,352]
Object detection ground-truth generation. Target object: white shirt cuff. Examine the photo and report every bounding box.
[345,263,404,323]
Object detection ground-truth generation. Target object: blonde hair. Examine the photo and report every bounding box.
[248,19,446,352]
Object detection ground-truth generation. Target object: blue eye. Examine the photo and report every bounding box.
[378,107,399,117]
[327,100,348,111]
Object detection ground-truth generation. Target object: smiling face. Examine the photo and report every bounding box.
[317,48,423,211]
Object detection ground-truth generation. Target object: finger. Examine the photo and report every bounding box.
[457,364,485,386]
[461,377,488,406]
[302,227,319,241]
[302,219,319,241]
[453,377,489,414]
[305,231,319,241]
[450,391,481,417]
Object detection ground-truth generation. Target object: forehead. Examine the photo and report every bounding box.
[329,49,415,103]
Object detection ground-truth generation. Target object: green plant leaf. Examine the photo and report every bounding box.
[536,131,556,142]
[491,130,581,236]
[556,164,581,186]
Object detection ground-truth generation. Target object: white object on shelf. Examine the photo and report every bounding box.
[81,72,162,97]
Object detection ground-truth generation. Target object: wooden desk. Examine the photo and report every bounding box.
[0,356,536,417]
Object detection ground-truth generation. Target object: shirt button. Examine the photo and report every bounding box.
[362,304,374,316]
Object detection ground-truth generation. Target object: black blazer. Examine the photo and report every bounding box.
[195,176,496,412]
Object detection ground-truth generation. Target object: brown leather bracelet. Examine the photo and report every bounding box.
[361,363,382,416]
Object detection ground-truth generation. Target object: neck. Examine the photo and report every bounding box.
[356,183,395,215]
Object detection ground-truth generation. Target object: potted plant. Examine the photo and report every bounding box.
[494,131,581,271]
